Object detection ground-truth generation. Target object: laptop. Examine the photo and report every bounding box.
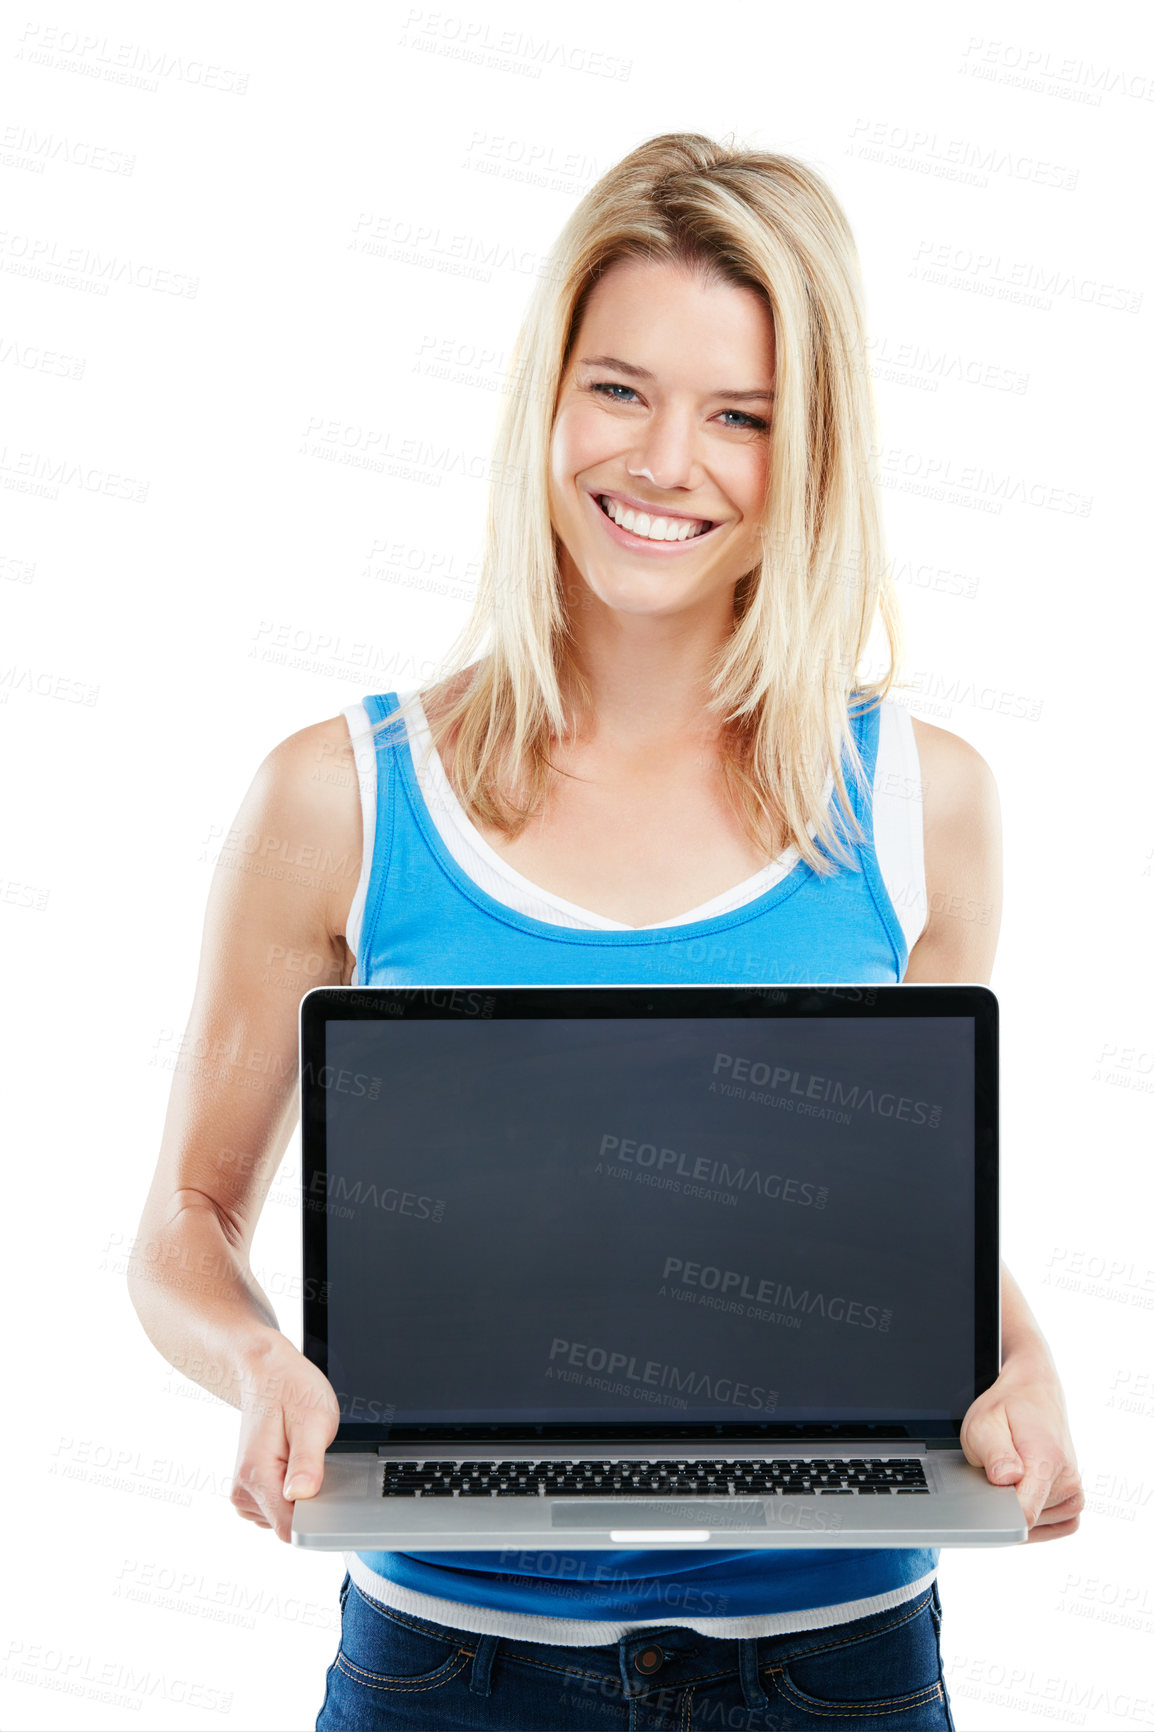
[291,982,1026,1550]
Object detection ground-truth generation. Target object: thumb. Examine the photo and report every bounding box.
[961,1404,1023,1484]
[282,1382,341,1502]
[284,1447,327,1501]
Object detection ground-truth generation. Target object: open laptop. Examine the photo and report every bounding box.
[291,982,1025,1550]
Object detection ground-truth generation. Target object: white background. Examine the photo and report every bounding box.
[3,1,1152,1727]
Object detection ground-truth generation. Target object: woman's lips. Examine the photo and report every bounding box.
[587,489,725,554]
[598,489,713,527]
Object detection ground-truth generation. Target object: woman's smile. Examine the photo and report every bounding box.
[585,486,727,556]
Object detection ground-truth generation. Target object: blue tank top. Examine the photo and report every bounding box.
[352,686,936,1618]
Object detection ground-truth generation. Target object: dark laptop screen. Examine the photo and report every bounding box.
[302,990,994,1443]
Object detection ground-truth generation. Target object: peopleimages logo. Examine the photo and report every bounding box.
[299,1060,381,1099]
[306,1171,446,1221]
[712,1051,942,1128]
[547,1338,777,1413]
[663,1258,893,1332]
[597,1133,827,1207]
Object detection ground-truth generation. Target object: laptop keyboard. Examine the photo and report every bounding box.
[381,1457,930,1496]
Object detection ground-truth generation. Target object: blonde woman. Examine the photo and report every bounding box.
[130,134,1082,1730]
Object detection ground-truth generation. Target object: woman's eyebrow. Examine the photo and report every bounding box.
[577,354,774,401]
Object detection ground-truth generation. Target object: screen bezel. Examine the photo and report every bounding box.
[299,982,999,1446]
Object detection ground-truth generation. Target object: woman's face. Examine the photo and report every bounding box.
[548,256,775,621]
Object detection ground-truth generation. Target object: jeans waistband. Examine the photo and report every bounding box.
[356,1579,940,1712]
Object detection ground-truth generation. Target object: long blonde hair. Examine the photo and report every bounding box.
[369,130,905,875]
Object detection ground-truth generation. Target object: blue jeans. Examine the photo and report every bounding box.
[315,1572,956,1730]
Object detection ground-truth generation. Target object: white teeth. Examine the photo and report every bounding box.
[599,495,710,543]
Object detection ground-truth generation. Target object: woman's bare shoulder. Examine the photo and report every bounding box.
[255,713,365,955]
[906,714,1002,977]
[909,715,999,817]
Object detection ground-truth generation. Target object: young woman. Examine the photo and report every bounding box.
[129,133,1082,1730]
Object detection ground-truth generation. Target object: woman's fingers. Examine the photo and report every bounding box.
[1025,1481,1085,1542]
[1027,1512,1082,1543]
[231,1381,296,1537]
[230,1484,274,1528]
[230,1340,343,1543]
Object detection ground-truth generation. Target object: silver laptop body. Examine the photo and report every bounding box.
[292,982,1025,1550]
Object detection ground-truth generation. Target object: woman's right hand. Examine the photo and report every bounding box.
[230,1333,343,1543]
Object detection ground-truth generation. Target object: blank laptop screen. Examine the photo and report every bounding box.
[314,1013,979,1432]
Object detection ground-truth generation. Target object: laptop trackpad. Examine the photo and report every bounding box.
[553,1501,766,1528]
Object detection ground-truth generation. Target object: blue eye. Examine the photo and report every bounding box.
[717,409,769,430]
[589,382,767,431]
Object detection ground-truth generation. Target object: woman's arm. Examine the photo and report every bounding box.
[903,717,1084,1541]
[127,715,362,1539]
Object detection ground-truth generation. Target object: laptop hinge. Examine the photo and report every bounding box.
[376,1439,943,1456]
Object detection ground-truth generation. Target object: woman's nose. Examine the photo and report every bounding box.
[627,413,701,493]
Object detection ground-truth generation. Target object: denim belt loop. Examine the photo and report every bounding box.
[738,1637,769,1711]
[468,1632,500,1697]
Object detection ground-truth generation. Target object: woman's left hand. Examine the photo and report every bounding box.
[959,1348,1085,1541]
